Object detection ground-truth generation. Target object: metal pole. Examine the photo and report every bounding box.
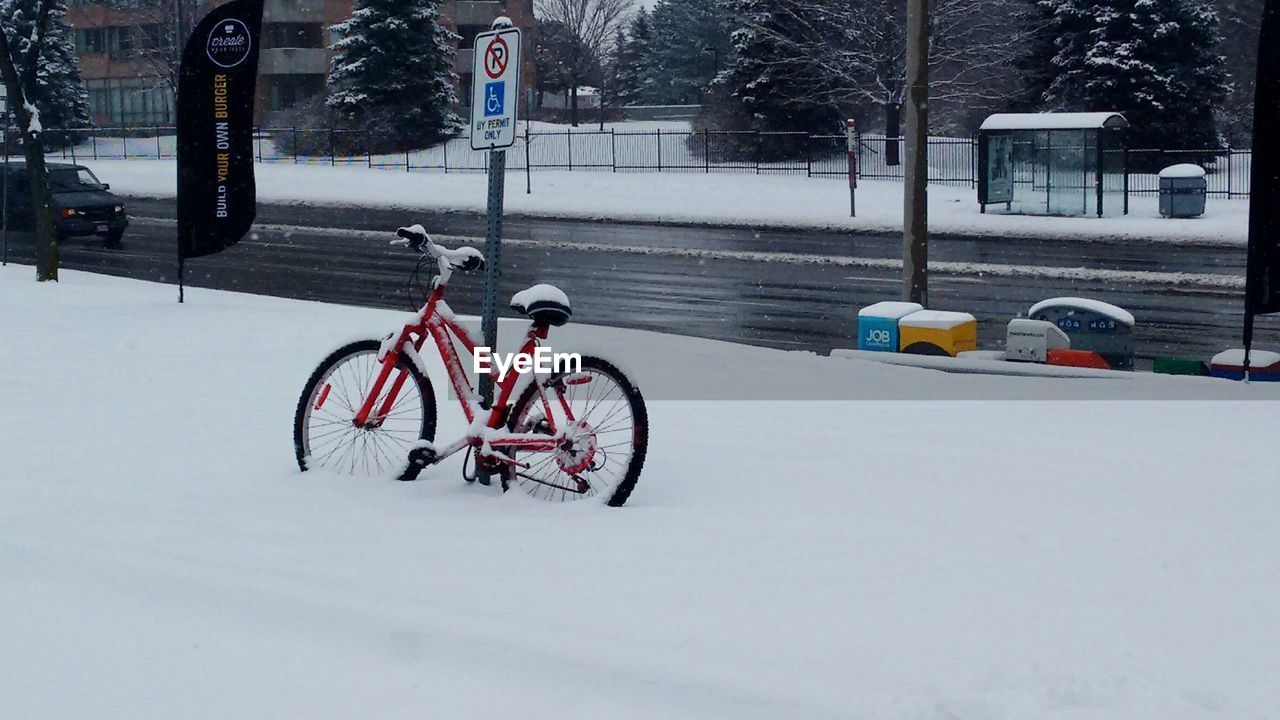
[476,148,506,486]
[526,87,533,193]
[2,101,8,267]
[847,119,857,217]
[1096,130,1105,217]
[902,0,929,305]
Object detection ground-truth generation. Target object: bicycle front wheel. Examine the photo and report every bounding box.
[502,355,648,506]
[294,339,436,477]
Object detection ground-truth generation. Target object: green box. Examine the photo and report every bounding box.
[1152,357,1208,376]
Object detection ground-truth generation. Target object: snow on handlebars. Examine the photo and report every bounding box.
[391,225,485,272]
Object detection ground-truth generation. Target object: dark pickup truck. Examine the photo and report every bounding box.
[2,162,128,247]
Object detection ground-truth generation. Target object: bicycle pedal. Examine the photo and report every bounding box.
[399,445,437,482]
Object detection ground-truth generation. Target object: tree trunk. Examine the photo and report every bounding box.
[902,0,929,305]
[570,85,580,127]
[10,103,58,281]
[884,101,902,167]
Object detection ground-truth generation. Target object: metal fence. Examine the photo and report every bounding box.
[40,125,1253,197]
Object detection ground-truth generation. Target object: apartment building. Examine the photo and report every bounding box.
[65,0,535,127]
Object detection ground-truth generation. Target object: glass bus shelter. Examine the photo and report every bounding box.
[978,112,1129,217]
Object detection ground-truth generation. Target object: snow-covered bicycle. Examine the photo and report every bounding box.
[293,225,648,506]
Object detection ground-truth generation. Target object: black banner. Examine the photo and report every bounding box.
[176,0,263,260]
[1245,0,1280,317]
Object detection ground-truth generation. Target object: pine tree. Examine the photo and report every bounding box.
[1017,0,1072,110]
[327,0,461,152]
[1041,0,1229,150]
[609,10,656,106]
[703,0,839,159]
[1,0,90,140]
[647,0,733,105]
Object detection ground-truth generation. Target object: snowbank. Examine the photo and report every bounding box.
[83,159,1250,244]
[3,266,1279,718]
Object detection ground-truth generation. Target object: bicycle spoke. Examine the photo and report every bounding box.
[300,346,430,478]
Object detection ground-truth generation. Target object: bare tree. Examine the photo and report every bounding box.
[128,0,206,98]
[536,0,633,125]
[737,0,1032,137]
[0,0,60,281]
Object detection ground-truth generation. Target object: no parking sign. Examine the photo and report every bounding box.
[470,27,521,151]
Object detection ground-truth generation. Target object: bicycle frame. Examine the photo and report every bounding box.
[349,270,573,468]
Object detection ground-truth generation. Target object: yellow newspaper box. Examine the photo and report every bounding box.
[899,310,978,356]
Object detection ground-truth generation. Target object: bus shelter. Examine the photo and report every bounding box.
[978,112,1129,217]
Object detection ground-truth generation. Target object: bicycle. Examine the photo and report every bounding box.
[293,225,649,506]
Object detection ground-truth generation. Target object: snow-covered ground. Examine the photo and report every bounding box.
[82,158,1248,243]
[3,265,1279,718]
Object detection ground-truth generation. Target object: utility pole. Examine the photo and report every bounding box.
[903,0,929,305]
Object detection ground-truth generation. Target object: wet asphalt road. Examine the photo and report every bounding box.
[4,195,1278,361]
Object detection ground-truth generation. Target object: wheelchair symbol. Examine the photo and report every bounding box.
[483,81,505,118]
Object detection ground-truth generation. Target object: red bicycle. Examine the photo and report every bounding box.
[293,225,648,506]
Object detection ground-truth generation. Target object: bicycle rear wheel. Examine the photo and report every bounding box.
[502,355,647,506]
[294,339,436,477]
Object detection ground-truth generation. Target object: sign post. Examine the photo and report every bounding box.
[1,83,8,266]
[846,119,858,217]
[470,20,521,484]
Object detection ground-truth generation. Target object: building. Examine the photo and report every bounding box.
[65,0,535,127]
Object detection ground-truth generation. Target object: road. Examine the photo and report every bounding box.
[4,196,1276,362]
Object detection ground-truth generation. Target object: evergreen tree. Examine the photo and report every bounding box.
[327,0,461,151]
[1,0,90,138]
[1040,0,1229,149]
[1213,0,1263,143]
[647,0,733,105]
[702,0,839,158]
[1016,0,1072,110]
[609,10,656,106]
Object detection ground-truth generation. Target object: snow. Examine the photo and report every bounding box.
[899,309,976,329]
[1158,163,1207,179]
[23,99,40,134]
[979,112,1128,131]
[1028,297,1136,326]
[1209,348,1280,367]
[833,348,1125,378]
[857,301,922,319]
[511,282,571,310]
[4,266,1280,717]
[81,159,1251,244]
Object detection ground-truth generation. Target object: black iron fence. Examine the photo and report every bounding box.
[38,125,1254,198]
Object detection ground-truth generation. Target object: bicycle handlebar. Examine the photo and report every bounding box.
[393,225,485,273]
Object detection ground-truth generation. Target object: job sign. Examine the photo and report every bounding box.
[470,27,521,151]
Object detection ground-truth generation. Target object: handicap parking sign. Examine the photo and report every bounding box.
[484,81,505,117]
[470,27,520,150]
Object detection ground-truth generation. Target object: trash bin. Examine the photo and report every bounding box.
[1028,297,1135,370]
[1158,164,1206,218]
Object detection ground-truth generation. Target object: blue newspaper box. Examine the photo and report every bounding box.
[857,301,923,352]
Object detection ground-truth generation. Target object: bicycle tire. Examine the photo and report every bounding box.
[294,339,437,476]
[502,355,648,507]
